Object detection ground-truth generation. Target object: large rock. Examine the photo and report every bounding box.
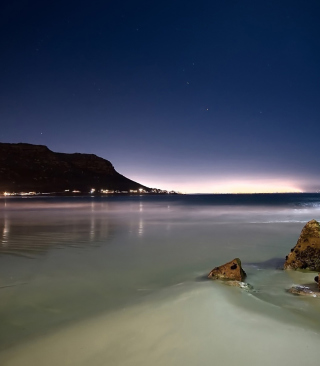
[284,219,320,271]
[208,258,246,281]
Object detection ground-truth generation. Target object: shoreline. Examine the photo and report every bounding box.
[1,281,320,366]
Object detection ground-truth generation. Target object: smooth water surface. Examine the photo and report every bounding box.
[1,194,320,365]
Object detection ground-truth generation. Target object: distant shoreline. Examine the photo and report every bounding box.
[0,192,318,198]
[0,192,181,198]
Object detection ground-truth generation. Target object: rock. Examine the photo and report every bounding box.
[223,281,254,290]
[284,219,320,271]
[288,284,320,298]
[208,258,246,281]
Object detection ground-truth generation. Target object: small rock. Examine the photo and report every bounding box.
[223,281,254,291]
[208,258,246,281]
[288,285,320,298]
[284,219,320,271]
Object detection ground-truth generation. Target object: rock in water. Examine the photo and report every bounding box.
[288,285,320,298]
[223,281,254,290]
[284,219,320,271]
[208,258,246,281]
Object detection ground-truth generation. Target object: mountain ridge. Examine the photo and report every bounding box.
[0,142,159,194]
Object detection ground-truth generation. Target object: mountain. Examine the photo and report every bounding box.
[0,143,153,194]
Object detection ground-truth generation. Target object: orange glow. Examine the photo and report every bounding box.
[209,182,303,194]
[137,177,304,194]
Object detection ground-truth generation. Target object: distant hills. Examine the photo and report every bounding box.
[0,143,169,195]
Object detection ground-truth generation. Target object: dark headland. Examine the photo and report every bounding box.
[0,143,174,195]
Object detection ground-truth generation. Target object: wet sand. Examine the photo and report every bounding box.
[1,282,319,366]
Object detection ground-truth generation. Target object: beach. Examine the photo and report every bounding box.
[1,194,320,365]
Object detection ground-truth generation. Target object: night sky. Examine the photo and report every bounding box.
[1,1,320,193]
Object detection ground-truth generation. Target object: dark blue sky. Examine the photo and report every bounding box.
[1,0,320,192]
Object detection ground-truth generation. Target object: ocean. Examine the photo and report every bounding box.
[0,194,320,365]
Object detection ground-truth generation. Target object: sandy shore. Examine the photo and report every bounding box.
[1,282,319,366]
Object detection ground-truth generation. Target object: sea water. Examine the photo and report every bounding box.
[0,194,320,365]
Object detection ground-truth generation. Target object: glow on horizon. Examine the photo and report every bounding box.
[179,186,304,194]
[136,176,304,194]
[208,182,303,194]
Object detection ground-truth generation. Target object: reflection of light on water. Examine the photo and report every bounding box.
[1,216,9,247]
[90,216,95,242]
[90,202,96,241]
[138,218,144,236]
[138,202,144,235]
